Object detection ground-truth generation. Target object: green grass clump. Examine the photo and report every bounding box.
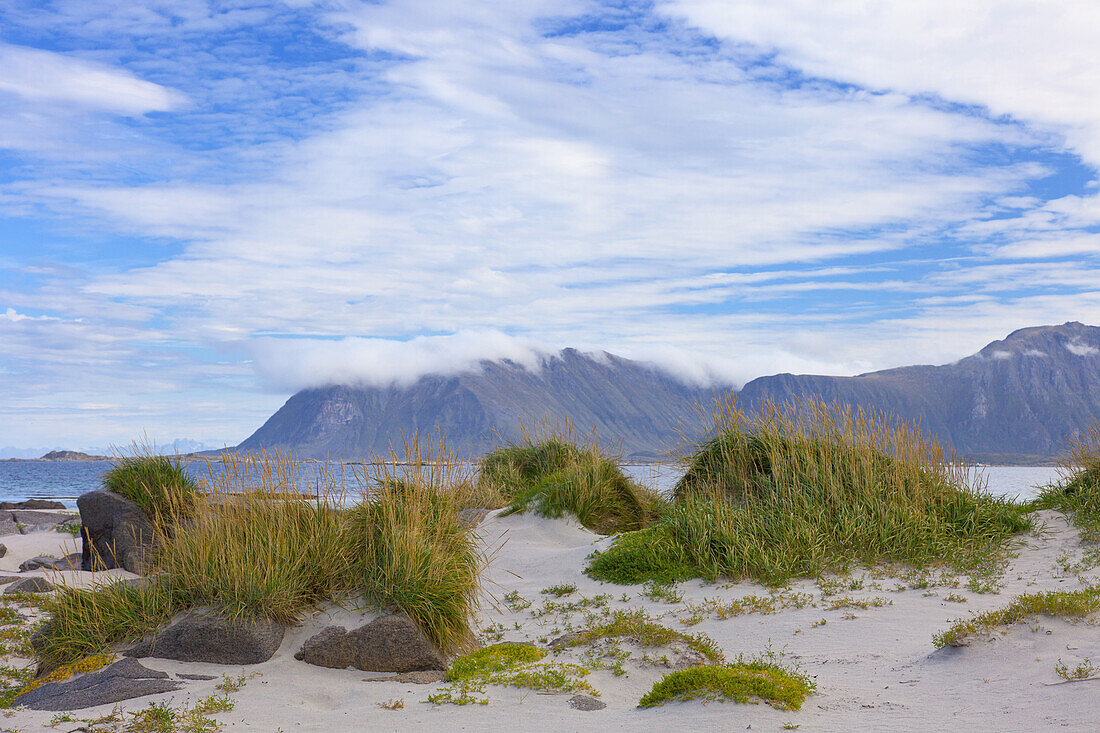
[483,427,662,535]
[557,608,724,663]
[447,642,547,681]
[933,586,1100,647]
[349,451,483,655]
[588,398,1029,586]
[102,451,200,526]
[1030,421,1100,539]
[430,642,594,705]
[33,582,178,674]
[638,658,815,710]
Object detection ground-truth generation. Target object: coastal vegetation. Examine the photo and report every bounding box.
[933,586,1100,648]
[480,424,662,534]
[34,441,483,673]
[638,652,815,709]
[587,398,1030,586]
[101,450,200,526]
[1030,419,1100,539]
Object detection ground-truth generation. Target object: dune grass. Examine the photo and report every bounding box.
[34,439,483,672]
[101,448,201,525]
[1030,420,1100,539]
[638,655,815,710]
[557,608,724,663]
[588,398,1029,586]
[933,586,1100,648]
[482,424,663,534]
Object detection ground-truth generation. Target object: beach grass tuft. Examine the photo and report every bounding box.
[933,586,1100,647]
[588,397,1029,586]
[482,423,663,534]
[1030,420,1100,538]
[102,447,201,526]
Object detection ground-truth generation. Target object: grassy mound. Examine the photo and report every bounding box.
[638,658,815,710]
[34,442,483,672]
[1031,421,1100,538]
[482,429,661,535]
[588,398,1029,585]
[933,586,1100,648]
[429,642,594,705]
[102,452,200,525]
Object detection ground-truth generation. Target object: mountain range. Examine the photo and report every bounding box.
[237,322,1100,461]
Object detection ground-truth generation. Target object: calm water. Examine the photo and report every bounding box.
[0,460,1065,508]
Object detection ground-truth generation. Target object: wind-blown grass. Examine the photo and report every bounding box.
[482,424,662,534]
[101,447,200,526]
[1030,420,1100,539]
[588,397,1029,585]
[34,438,483,672]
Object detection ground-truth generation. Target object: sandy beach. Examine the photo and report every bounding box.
[1,505,1097,732]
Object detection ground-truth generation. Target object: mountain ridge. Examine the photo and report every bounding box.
[238,322,1100,461]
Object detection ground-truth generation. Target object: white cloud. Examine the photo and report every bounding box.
[1065,340,1099,357]
[0,43,185,115]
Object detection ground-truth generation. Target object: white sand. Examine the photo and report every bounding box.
[4,509,1100,731]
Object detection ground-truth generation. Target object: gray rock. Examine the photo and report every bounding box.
[349,614,447,673]
[176,673,217,681]
[11,510,72,527]
[295,614,446,673]
[0,543,5,558]
[4,576,55,594]
[569,694,606,711]
[14,657,182,711]
[77,489,158,574]
[126,612,285,665]
[0,518,19,536]
[0,575,21,585]
[19,553,81,572]
[362,670,447,684]
[294,625,356,669]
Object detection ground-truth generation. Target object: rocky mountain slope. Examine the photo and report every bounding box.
[238,322,1100,460]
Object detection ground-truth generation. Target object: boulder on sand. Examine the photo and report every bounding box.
[14,658,182,711]
[19,553,82,572]
[126,611,285,665]
[77,489,158,574]
[4,576,55,594]
[295,614,447,673]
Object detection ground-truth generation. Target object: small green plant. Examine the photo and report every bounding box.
[825,596,891,611]
[1054,657,1098,681]
[642,580,683,604]
[680,590,813,626]
[542,583,577,598]
[934,587,1100,647]
[57,520,82,537]
[377,698,405,710]
[502,591,531,611]
[556,608,724,663]
[638,654,815,710]
[944,593,968,604]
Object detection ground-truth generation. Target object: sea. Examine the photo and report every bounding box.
[0,460,1066,508]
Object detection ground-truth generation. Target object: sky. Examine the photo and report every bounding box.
[1,0,1099,452]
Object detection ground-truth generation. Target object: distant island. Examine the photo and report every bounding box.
[0,450,109,462]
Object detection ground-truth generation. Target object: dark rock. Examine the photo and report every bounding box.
[569,694,606,711]
[0,500,67,510]
[126,612,285,664]
[29,622,54,655]
[0,543,5,558]
[295,615,446,673]
[362,670,447,684]
[19,554,81,572]
[348,614,447,673]
[0,575,21,585]
[4,576,55,594]
[294,625,355,669]
[77,489,157,574]
[15,658,182,711]
[176,673,218,681]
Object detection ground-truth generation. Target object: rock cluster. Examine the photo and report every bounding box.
[14,658,182,711]
[126,612,286,665]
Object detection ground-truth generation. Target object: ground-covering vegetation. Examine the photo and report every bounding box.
[588,398,1030,586]
[33,438,483,674]
[933,586,1100,647]
[480,424,662,534]
[637,652,815,710]
[428,642,595,705]
[1030,420,1100,539]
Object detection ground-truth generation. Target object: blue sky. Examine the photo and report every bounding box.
[2,0,1099,452]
